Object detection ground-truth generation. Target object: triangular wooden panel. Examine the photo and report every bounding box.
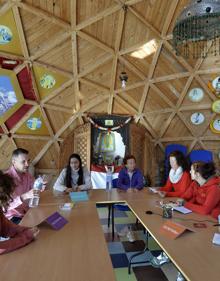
[180,79,213,107]
[60,118,80,139]
[77,36,110,74]
[79,83,101,107]
[48,83,75,109]
[123,52,153,79]
[115,60,144,89]
[45,108,72,134]
[20,9,66,56]
[112,100,131,115]
[85,60,113,88]
[22,0,71,22]
[0,9,23,55]
[37,39,73,72]
[133,0,174,33]
[14,138,47,161]
[181,109,212,137]
[121,9,154,51]
[33,65,70,99]
[82,11,119,49]
[118,86,144,110]
[154,46,188,78]
[0,139,15,170]
[163,115,193,138]
[146,112,172,136]
[88,101,108,114]
[144,88,171,112]
[77,0,115,23]
[35,143,59,169]
[16,108,50,136]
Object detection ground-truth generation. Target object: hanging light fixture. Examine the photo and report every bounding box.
[119,71,128,89]
[173,0,220,59]
[119,4,128,89]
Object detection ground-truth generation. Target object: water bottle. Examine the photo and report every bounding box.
[106,170,112,192]
[29,176,43,208]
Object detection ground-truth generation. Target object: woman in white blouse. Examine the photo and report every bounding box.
[53,153,91,192]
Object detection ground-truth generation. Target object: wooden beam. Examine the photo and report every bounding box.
[71,31,80,111]
[180,104,211,111]
[12,6,29,59]
[138,40,163,114]
[0,0,14,16]
[125,0,145,5]
[151,72,190,83]
[16,1,71,30]
[157,136,194,142]
[108,8,125,114]
[13,134,52,141]
[43,104,73,114]
[77,31,114,55]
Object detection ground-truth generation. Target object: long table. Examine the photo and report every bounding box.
[0,189,220,281]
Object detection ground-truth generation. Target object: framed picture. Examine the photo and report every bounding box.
[188,88,204,102]
[212,100,220,113]
[210,118,220,134]
[190,112,205,125]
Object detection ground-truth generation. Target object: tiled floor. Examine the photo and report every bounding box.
[97,206,178,281]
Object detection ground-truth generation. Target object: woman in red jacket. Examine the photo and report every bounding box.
[0,171,39,254]
[183,162,220,218]
[159,151,191,197]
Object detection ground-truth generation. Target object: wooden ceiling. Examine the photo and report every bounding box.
[0,0,219,170]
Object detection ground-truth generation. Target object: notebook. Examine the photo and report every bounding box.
[69,191,89,202]
[173,206,192,214]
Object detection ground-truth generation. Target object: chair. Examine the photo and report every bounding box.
[189,149,213,164]
[165,144,187,179]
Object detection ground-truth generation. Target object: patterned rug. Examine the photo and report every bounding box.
[97,205,178,281]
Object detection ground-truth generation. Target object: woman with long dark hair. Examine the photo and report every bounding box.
[0,171,39,254]
[158,150,191,197]
[53,153,91,192]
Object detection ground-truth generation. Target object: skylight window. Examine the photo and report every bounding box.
[130,39,158,59]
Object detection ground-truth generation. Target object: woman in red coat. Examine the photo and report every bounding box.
[0,171,39,254]
[183,162,220,218]
[159,151,191,197]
